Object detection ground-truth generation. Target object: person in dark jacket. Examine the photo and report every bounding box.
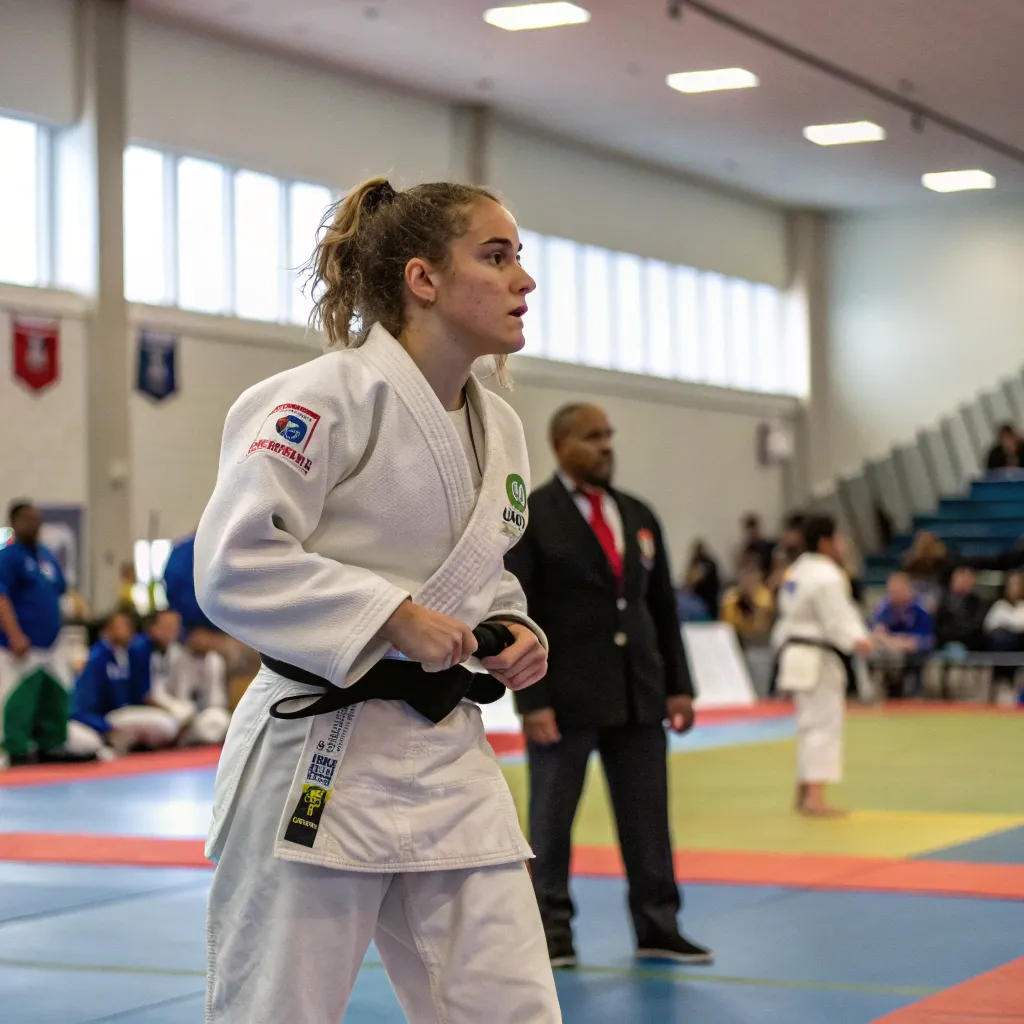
[505,402,712,970]
[934,566,988,651]
[986,423,1023,471]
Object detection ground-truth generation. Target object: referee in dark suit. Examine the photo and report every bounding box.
[505,403,713,968]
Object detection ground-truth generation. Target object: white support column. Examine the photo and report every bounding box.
[785,209,831,504]
[79,0,131,610]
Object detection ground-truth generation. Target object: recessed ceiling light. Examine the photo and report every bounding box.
[922,170,996,193]
[666,68,758,94]
[484,2,590,31]
[803,121,886,146]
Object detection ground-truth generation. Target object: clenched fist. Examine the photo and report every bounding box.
[480,621,548,691]
[377,600,477,670]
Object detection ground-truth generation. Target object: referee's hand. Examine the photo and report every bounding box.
[666,695,695,734]
[523,708,561,746]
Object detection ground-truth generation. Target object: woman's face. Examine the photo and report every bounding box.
[430,198,536,359]
[1007,573,1024,602]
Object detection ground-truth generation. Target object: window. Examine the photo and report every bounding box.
[727,279,753,391]
[545,236,579,363]
[234,170,281,322]
[0,116,41,287]
[177,157,228,314]
[753,284,782,394]
[700,272,728,387]
[645,261,673,378]
[613,252,644,374]
[674,266,702,383]
[289,181,333,325]
[124,146,167,304]
[580,246,612,368]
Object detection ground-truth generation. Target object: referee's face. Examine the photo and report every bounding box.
[559,405,615,489]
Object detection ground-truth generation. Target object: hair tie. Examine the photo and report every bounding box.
[364,180,397,214]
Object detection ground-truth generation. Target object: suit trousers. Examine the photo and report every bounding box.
[526,722,681,947]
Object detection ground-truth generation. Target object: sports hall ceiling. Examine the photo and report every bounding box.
[132,0,1024,209]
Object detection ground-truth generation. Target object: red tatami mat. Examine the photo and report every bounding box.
[873,956,1024,1022]
[0,746,223,788]
[570,846,1024,901]
[3,832,1023,901]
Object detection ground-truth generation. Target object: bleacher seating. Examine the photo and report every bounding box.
[863,477,1024,587]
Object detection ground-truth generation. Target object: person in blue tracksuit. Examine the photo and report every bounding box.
[0,501,69,766]
[66,612,178,759]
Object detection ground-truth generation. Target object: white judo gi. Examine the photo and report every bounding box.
[152,646,231,746]
[772,553,868,784]
[195,323,559,1024]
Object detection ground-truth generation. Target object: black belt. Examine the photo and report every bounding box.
[265,621,516,724]
[776,636,856,691]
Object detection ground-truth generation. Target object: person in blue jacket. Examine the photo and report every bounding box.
[163,533,257,694]
[871,571,935,698]
[0,501,70,767]
[65,611,179,759]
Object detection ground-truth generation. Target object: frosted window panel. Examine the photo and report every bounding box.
[545,237,579,362]
[753,284,783,394]
[124,146,166,304]
[580,245,612,368]
[613,252,644,374]
[646,260,673,378]
[674,266,702,382]
[518,230,546,356]
[782,287,811,397]
[289,181,333,325]
[234,170,281,322]
[701,273,728,387]
[177,157,227,314]
[0,116,39,286]
[726,278,754,390]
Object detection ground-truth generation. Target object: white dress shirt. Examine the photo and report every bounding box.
[558,472,625,555]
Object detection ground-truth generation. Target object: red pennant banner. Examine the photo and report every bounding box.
[12,317,60,392]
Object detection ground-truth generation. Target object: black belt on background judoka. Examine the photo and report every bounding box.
[776,636,857,691]
[264,621,515,724]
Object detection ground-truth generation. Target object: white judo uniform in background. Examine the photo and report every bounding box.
[772,553,868,783]
[195,324,559,1023]
[151,646,231,746]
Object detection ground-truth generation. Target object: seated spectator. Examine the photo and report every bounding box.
[871,572,935,697]
[901,531,950,611]
[65,611,179,759]
[734,514,775,578]
[130,610,231,747]
[720,563,775,643]
[983,571,1024,688]
[767,512,805,593]
[684,540,720,618]
[935,566,989,651]
[986,423,1023,472]
[676,564,712,623]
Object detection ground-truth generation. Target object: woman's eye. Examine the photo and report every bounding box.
[490,251,504,265]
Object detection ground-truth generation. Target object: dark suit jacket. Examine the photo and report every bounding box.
[505,477,693,730]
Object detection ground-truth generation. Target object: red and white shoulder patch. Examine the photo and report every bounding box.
[245,403,322,476]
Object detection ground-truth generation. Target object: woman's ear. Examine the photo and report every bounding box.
[404,257,438,309]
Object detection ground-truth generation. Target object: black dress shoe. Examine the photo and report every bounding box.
[636,934,714,965]
[547,936,577,969]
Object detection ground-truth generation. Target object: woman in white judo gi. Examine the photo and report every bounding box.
[195,177,560,1022]
[772,516,874,817]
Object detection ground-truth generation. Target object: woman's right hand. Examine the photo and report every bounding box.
[377,600,477,669]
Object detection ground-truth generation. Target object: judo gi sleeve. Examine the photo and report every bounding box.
[484,570,549,651]
[813,572,869,654]
[194,385,411,688]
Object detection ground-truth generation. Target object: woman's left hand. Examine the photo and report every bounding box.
[480,621,548,691]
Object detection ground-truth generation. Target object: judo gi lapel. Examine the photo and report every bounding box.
[360,325,517,617]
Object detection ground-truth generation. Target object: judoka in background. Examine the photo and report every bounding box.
[772,516,874,816]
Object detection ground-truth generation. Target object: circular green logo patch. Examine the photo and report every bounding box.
[506,474,527,513]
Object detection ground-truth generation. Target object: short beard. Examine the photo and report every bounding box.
[581,467,613,489]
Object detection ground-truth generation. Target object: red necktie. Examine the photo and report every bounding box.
[584,491,623,583]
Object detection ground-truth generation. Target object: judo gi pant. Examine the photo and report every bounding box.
[0,648,69,761]
[206,758,560,1023]
[527,723,681,948]
[65,707,181,757]
[794,671,846,784]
